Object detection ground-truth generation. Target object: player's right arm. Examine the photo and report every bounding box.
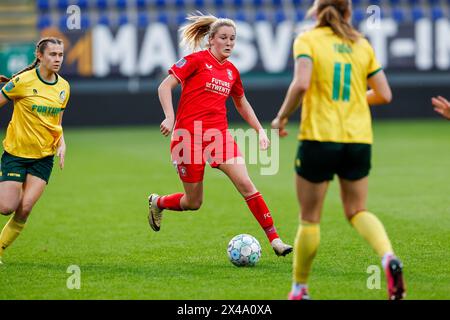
[157,74,179,137]
[367,71,392,105]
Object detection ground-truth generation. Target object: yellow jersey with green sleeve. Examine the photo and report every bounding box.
[293,26,382,144]
[1,68,70,159]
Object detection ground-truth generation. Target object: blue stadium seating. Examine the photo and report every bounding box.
[255,10,267,21]
[96,0,108,10]
[194,0,205,9]
[176,12,186,25]
[157,12,169,24]
[175,0,185,8]
[116,0,127,10]
[214,0,225,8]
[274,9,286,23]
[118,13,129,26]
[392,7,405,23]
[389,0,401,5]
[431,6,444,20]
[57,0,69,11]
[155,0,166,8]
[253,0,264,7]
[295,9,305,22]
[37,14,52,29]
[352,7,365,24]
[37,0,50,11]
[216,9,228,18]
[292,0,302,6]
[136,0,147,9]
[411,6,425,21]
[272,0,282,7]
[234,10,247,22]
[137,12,149,28]
[98,14,110,26]
[77,0,88,10]
[233,0,244,8]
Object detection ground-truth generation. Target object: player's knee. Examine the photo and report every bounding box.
[238,179,256,196]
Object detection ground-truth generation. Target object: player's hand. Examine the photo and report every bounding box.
[432,96,450,120]
[56,141,66,170]
[258,129,270,151]
[160,117,174,136]
[271,116,289,137]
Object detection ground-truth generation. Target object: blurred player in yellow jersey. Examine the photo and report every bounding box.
[0,37,70,264]
[272,0,405,300]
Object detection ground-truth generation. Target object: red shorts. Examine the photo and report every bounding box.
[170,129,242,183]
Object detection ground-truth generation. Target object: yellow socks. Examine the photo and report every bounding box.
[350,211,393,258]
[0,217,25,258]
[293,221,320,284]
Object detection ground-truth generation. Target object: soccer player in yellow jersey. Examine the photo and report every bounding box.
[272,0,405,300]
[0,37,70,264]
[432,96,450,120]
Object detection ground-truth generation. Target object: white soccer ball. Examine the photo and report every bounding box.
[227,234,262,267]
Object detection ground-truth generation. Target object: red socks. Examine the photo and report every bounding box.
[245,192,279,242]
[157,193,184,211]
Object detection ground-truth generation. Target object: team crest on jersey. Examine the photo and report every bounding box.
[4,81,15,92]
[179,165,187,177]
[226,69,233,80]
[175,58,187,68]
[59,90,66,102]
[33,89,38,95]
[14,77,20,83]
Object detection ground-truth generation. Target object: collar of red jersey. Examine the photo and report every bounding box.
[207,49,227,66]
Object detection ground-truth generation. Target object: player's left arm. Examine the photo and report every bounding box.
[232,95,270,150]
[0,89,9,108]
[431,96,450,120]
[271,57,312,137]
[57,111,66,170]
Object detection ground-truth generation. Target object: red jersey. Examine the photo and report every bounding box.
[169,49,244,133]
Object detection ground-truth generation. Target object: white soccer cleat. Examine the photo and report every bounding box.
[271,238,293,257]
[148,193,163,232]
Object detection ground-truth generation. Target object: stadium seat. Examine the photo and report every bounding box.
[253,0,264,7]
[115,0,127,10]
[274,9,286,23]
[57,0,69,11]
[233,0,244,8]
[175,0,185,8]
[429,0,440,5]
[176,12,186,25]
[431,6,444,20]
[292,0,301,6]
[214,0,225,8]
[352,7,365,24]
[411,6,425,21]
[98,14,110,26]
[76,0,88,10]
[137,12,149,28]
[369,0,380,5]
[352,0,362,5]
[255,10,267,21]
[272,0,282,7]
[118,14,129,26]
[408,0,420,5]
[234,10,247,22]
[392,7,405,23]
[37,0,50,11]
[389,0,401,5]
[295,9,305,22]
[37,14,52,29]
[216,9,228,19]
[194,0,205,9]
[96,0,108,10]
[155,0,166,8]
[157,12,169,24]
[136,0,147,9]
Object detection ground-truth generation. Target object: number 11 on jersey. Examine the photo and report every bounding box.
[332,62,352,102]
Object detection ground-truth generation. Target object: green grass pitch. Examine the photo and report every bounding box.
[0,120,449,299]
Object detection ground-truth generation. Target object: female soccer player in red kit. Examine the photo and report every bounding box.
[148,14,292,257]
